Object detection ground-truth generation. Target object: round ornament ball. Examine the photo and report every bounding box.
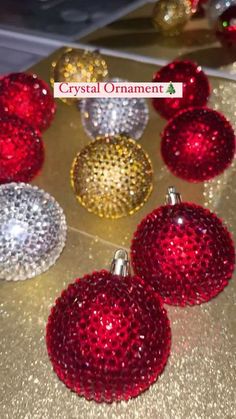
[0,183,67,281]
[46,249,171,403]
[206,0,236,26]
[161,107,235,182]
[0,115,44,184]
[0,72,56,131]
[131,187,235,306]
[216,5,236,48]
[152,60,210,120]
[71,135,153,219]
[51,48,108,104]
[152,0,192,36]
[80,79,149,140]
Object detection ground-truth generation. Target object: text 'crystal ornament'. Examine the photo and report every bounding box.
[0,115,44,184]
[71,135,153,219]
[0,72,56,131]
[131,187,235,306]
[46,250,171,403]
[0,183,67,281]
[161,107,235,182]
[152,60,210,120]
[81,79,149,140]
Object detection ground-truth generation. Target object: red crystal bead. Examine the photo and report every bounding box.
[46,271,171,403]
[161,107,235,182]
[0,115,44,183]
[216,5,236,47]
[0,72,56,131]
[131,202,235,306]
[152,60,210,120]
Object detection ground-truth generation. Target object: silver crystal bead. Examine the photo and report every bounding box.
[80,78,149,140]
[0,183,67,281]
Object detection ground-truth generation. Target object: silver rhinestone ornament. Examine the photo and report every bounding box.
[80,79,149,140]
[0,183,67,281]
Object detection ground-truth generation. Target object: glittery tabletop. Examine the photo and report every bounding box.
[0,49,235,418]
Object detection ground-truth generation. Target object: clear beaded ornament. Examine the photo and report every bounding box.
[80,79,149,140]
[0,183,67,281]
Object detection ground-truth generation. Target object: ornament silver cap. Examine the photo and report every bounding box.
[110,249,130,277]
[166,186,182,205]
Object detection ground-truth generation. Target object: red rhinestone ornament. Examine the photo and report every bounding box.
[0,115,44,183]
[216,5,236,48]
[161,107,235,182]
[131,187,235,306]
[0,72,56,131]
[46,250,171,403]
[152,60,210,120]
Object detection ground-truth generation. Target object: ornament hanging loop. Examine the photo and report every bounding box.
[110,249,130,277]
[166,186,182,205]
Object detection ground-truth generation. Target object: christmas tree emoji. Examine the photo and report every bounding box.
[166,82,176,95]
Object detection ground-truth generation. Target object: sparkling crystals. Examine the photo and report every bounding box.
[0,72,56,131]
[80,79,149,140]
[46,250,171,403]
[51,48,108,104]
[0,115,44,184]
[71,135,153,218]
[152,60,210,120]
[131,188,235,306]
[152,0,192,35]
[0,183,67,281]
[161,107,236,182]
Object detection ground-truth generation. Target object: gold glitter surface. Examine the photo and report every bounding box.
[204,80,236,240]
[152,0,192,36]
[71,135,153,218]
[0,49,236,418]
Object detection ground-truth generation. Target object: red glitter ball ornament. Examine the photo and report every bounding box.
[46,250,171,403]
[216,5,236,48]
[0,72,56,131]
[0,115,44,183]
[131,187,235,306]
[161,107,235,182]
[152,60,210,120]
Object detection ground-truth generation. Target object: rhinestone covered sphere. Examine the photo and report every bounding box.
[71,135,153,218]
[81,79,149,140]
[0,115,44,183]
[131,202,235,306]
[161,107,236,182]
[46,270,171,403]
[0,183,67,281]
[206,0,236,25]
[51,48,108,104]
[152,61,210,120]
[216,5,236,48]
[0,72,56,131]
[152,0,192,35]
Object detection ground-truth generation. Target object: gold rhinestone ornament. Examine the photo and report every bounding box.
[152,0,192,35]
[51,48,108,103]
[71,135,153,219]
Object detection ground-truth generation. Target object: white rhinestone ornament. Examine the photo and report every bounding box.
[80,79,149,140]
[0,183,67,281]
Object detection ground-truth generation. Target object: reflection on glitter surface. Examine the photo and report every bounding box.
[205,79,236,239]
